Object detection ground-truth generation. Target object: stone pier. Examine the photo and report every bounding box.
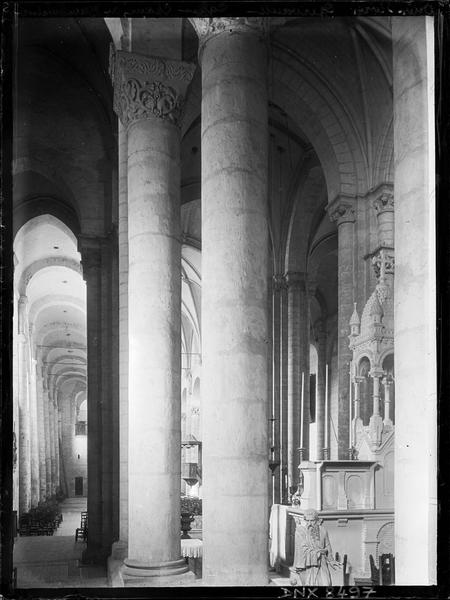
[192,17,269,586]
[111,47,195,584]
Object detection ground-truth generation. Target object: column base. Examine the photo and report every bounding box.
[121,557,196,587]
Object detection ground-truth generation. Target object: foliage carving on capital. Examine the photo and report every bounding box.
[190,17,269,44]
[373,190,394,215]
[328,198,356,226]
[110,47,195,128]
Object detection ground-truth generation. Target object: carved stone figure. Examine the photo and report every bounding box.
[290,509,337,586]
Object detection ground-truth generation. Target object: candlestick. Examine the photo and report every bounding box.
[325,364,329,453]
[300,371,304,450]
[349,365,352,448]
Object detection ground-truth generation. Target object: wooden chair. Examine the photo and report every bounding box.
[75,516,88,542]
[75,525,87,541]
[380,553,395,585]
[369,554,380,585]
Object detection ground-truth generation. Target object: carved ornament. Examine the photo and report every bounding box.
[110,47,195,128]
[373,191,394,215]
[372,248,395,280]
[189,17,269,46]
[327,197,356,226]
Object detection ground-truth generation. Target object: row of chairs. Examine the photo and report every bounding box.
[75,511,88,542]
[353,553,395,586]
[19,513,63,536]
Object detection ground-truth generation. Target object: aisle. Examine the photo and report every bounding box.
[14,497,107,588]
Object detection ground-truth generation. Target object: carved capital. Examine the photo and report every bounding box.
[189,17,269,47]
[373,190,394,215]
[110,47,195,128]
[328,196,356,226]
[372,248,395,280]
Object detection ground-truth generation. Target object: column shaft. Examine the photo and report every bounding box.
[280,280,289,503]
[315,321,327,460]
[29,358,40,506]
[43,387,51,497]
[200,26,269,585]
[393,16,436,584]
[49,399,56,494]
[82,244,104,560]
[118,120,129,544]
[126,116,183,569]
[36,374,47,500]
[18,339,31,514]
[287,272,310,490]
[271,278,282,504]
[328,202,356,458]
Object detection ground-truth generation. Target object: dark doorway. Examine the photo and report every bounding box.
[75,477,83,496]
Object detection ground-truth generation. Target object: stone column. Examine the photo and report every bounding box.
[18,295,31,514]
[117,120,129,551]
[382,377,393,430]
[50,396,57,495]
[79,238,104,561]
[328,198,356,458]
[280,277,289,503]
[315,319,327,460]
[43,382,52,497]
[36,371,47,500]
[110,47,195,584]
[392,16,436,584]
[286,271,310,493]
[54,402,60,491]
[369,369,383,446]
[29,357,40,506]
[271,275,283,504]
[192,17,269,585]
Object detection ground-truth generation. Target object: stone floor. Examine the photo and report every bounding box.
[13,498,289,588]
[14,497,107,588]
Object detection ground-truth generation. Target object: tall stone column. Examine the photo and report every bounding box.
[118,120,129,550]
[192,17,269,585]
[110,47,195,584]
[43,382,52,497]
[54,401,60,491]
[18,295,31,514]
[271,275,283,504]
[29,357,40,506]
[79,238,104,561]
[280,277,289,503]
[315,319,327,460]
[49,396,57,494]
[286,271,310,493]
[392,16,436,584]
[36,371,47,500]
[328,198,356,458]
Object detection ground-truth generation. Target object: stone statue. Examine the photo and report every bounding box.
[290,509,338,586]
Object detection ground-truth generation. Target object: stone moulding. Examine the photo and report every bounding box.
[110,46,195,128]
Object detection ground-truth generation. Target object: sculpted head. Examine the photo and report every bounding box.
[303,509,319,527]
